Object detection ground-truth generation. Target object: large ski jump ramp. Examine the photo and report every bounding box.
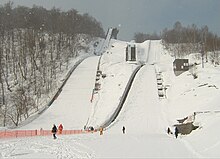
[21,56,100,130]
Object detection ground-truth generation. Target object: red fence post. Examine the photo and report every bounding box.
[40,128,43,136]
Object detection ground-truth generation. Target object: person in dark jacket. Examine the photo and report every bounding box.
[175,127,179,138]
[122,126,126,134]
[52,124,57,139]
[167,127,173,135]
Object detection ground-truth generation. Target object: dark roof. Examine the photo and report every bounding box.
[173,59,189,63]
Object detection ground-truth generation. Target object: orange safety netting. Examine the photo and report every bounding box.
[0,129,97,139]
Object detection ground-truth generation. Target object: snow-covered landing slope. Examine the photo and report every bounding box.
[86,40,143,129]
[20,56,99,130]
[108,64,168,134]
[107,40,168,134]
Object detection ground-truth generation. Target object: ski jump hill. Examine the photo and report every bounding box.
[17,29,157,132]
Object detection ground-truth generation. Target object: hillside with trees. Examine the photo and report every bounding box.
[134,21,220,63]
[0,2,104,127]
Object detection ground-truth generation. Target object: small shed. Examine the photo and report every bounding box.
[126,43,136,62]
[173,59,189,76]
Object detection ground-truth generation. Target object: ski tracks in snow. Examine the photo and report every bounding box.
[180,138,204,158]
[0,136,95,159]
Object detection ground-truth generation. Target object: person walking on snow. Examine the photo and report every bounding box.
[175,127,179,138]
[122,126,125,134]
[52,124,57,139]
[58,124,63,134]
[100,127,103,135]
[167,127,173,135]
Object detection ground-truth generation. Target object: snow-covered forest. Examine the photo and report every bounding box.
[0,2,104,127]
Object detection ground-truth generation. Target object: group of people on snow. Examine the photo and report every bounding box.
[167,127,179,138]
[51,124,63,139]
[51,124,182,140]
[51,124,179,139]
[83,125,126,136]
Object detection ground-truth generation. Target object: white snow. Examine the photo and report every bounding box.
[1,39,220,158]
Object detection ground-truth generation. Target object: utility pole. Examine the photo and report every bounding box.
[201,42,205,68]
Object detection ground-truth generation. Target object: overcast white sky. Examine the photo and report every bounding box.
[1,0,220,40]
